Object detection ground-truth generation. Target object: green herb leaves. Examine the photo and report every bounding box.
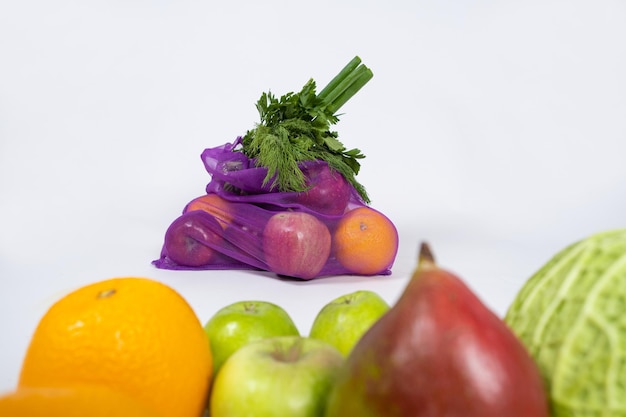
[241,57,372,203]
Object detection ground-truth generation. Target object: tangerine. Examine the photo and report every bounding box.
[0,385,164,417]
[18,277,212,417]
[333,207,398,275]
[185,193,234,229]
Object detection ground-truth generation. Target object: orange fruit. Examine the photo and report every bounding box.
[18,277,213,417]
[333,207,398,275]
[185,193,235,229]
[0,385,163,417]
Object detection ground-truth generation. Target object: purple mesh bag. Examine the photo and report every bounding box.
[153,137,398,279]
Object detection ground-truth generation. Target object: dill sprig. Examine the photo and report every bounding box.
[241,56,373,203]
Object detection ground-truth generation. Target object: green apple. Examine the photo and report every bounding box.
[309,290,390,356]
[210,335,344,417]
[203,300,299,375]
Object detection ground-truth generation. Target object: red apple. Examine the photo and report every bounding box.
[164,211,222,267]
[295,163,351,215]
[262,211,331,279]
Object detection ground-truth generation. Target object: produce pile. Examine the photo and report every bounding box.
[5,229,626,416]
[3,55,625,414]
[152,57,398,279]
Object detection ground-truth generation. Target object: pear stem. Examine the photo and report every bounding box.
[417,242,437,270]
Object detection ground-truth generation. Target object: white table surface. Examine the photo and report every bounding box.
[1,0,625,394]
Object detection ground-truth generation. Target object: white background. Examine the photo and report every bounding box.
[1,0,625,393]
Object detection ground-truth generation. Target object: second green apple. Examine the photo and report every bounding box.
[309,290,390,356]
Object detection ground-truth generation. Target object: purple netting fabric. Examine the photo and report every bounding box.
[152,137,397,279]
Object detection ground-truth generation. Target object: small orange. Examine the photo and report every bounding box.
[185,193,235,229]
[333,207,398,275]
[0,385,164,417]
[18,277,212,417]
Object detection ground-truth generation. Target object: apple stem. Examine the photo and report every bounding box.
[271,339,304,363]
[244,303,258,313]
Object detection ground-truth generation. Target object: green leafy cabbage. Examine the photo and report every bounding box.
[505,228,626,416]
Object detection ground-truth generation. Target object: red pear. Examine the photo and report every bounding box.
[324,243,549,417]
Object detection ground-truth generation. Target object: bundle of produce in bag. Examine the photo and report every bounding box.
[153,57,398,279]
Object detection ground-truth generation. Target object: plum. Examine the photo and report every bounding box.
[164,211,222,267]
[295,163,351,215]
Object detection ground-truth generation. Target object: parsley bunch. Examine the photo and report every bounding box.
[242,56,373,203]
